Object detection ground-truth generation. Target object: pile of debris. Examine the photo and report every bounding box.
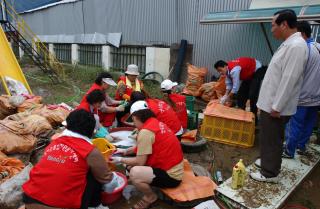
[0,94,70,209]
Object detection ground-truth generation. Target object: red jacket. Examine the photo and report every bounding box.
[169,94,187,128]
[115,76,142,100]
[79,83,115,127]
[23,136,94,208]
[138,118,183,171]
[227,57,256,81]
[146,98,182,133]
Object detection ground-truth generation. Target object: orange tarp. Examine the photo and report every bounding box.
[161,160,216,202]
[204,100,254,122]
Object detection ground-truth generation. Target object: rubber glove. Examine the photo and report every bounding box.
[220,95,228,105]
[115,105,125,112]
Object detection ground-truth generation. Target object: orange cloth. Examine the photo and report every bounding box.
[161,160,216,202]
[204,100,254,122]
[0,157,25,183]
[181,130,197,143]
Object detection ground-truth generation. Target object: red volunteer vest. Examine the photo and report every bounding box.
[23,136,94,208]
[169,94,187,128]
[115,76,142,100]
[79,83,115,127]
[227,57,256,81]
[146,98,182,133]
[138,118,183,171]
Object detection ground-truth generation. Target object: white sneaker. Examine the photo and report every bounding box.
[88,204,109,209]
[250,171,279,183]
[254,158,261,168]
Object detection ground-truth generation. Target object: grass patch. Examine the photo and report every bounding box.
[21,63,162,105]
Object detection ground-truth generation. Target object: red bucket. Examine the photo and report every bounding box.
[101,172,128,205]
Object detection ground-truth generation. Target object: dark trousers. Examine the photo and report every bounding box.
[116,105,131,127]
[259,111,290,177]
[236,66,267,119]
[80,171,102,209]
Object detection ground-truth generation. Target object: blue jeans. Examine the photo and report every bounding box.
[285,106,319,157]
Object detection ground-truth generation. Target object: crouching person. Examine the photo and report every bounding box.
[111,101,184,209]
[22,109,114,209]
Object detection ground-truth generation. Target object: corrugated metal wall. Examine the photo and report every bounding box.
[21,0,283,80]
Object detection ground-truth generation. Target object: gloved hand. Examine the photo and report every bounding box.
[128,129,138,139]
[220,95,228,105]
[105,134,114,142]
[115,105,125,112]
[114,148,127,155]
[103,172,120,193]
[110,156,122,164]
[120,100,128,106]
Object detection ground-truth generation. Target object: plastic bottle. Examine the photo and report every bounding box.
[231,159,246,189]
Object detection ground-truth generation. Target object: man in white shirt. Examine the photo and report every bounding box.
[250,9,308,183]
[214,57,266,120]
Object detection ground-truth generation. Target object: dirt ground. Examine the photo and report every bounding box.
[19,65,320,209]
[109,134,320,209]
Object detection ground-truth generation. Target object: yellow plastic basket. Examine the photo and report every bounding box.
[92,138,116,159]
[200,114,255,148]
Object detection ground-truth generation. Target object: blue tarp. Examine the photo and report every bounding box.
[8,0,60,13]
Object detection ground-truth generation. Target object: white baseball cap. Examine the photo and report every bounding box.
[161,79,178,91]
[130,101,148,114]
[125,64,140,76]
[102,78,117,86]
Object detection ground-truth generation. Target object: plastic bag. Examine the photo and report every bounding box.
[8,96,26,107]
[30,105,70,126]
[0,163,32,209]
[183,64,208,96]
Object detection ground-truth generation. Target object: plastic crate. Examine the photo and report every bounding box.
[186,96,195,111]
[187,111,199,130]
[200,114,255,148]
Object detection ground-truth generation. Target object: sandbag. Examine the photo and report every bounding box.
[198,82,216,102]
[0,127,37,154]
[17,96,43,113]
[0,96,16,119]
[0,158,25,183]
[1,114,52,136]
[0,163,32,209]
[183,64,208,96]
[0,152,7,160]
[30,105,70,126]
[198,76,226,102]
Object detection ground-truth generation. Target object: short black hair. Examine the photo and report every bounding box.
[130,91,146,103]
[297,21,312,38]
[131,109,156,123]
[95,72,113,85]
[214,60,227,69]
[66,109,96,138]
[274,9,297,29]
[86,89,105,105]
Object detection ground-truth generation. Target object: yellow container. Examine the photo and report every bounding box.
[200,114,255,148]
[92,138,116,159]
[231,159,247,189]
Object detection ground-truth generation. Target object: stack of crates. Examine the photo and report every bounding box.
[200,112,255,148]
